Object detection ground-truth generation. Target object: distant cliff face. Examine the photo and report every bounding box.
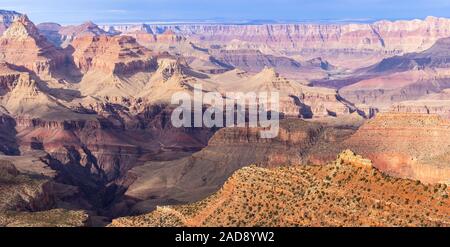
[345,113,450,184]
[37,21,111,47]
[390,100,450,120]
[102,17,450,62]
[175,17,450,53]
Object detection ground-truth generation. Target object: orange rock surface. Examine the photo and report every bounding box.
[0,15,65,77]
[71,35,155,74]
[109,150,450,227]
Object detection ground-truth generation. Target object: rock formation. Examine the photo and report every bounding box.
[109,150,450,227]
[0,12,449,227]
[0,62,74,118]
[100,24,154,35]
[155,29,185,43]
[390,100,450,119]
[103,17,450,69]
[0,10,22,34]
[340,37,450,109]
[71,35,155,74]
[0,15,66,77]
[210,49,302,73]
[0,158,88,227]
[218,67,359,118]
[344,113,450,184]
[114,119,325,214]
[38,21,109,47]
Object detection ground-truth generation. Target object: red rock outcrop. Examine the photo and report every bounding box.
[0,15,66,77]
[344,113,450,184]
[126,32,157,46]
[110,150,450,227]
[71,35,156,74]
[0,63,27,93]
[0,65,76,118]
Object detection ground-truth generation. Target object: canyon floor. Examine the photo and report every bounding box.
[0,10,449,226]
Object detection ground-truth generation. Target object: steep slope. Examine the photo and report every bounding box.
[110,150,450,227]
[115,119,357,214]
[371,37,450,73]
[110,113,450,216]
[0,108,18,155]
[9,102,216,216]
[71,35,155,74]
[35,22,63,46]
[0,15,66,77]
[344,113,450,184]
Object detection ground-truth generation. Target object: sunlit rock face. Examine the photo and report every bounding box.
[0,15,66,77]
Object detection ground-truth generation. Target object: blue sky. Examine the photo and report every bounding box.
[1,0,450,24]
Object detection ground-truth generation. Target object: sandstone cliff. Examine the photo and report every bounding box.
[0,15,66,77]
[102,17,450,69]
[71,35,155,74]
[344,113,450,184]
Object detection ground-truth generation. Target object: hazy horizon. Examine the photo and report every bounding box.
[1,0,450,25]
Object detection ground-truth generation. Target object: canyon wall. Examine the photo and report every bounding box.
[344,113,450,184]
[103,17,450,59]
[110,150,450,227]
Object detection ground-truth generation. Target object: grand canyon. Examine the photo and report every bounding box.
[0,8,449,227]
